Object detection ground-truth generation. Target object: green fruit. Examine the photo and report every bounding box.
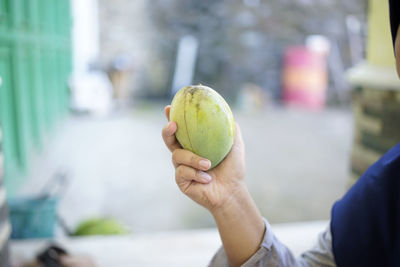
[170,85,235,168]
[74,218,128,236]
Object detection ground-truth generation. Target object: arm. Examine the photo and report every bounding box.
[162,105,335,267]
[210,221,336,267]
[211,185,265,266]
[162,105,264,266]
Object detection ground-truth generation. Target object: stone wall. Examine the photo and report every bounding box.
[98,0,167,98]
[98,0,366,102]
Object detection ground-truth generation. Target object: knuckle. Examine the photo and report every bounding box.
[176,165,184,178]
[162,125,169,137]
[172,150,179,161]
[165,136,173,146]
[190,155,197,166]
[194,169,200,179]
[175,173,183,188]
[174,169,180,181]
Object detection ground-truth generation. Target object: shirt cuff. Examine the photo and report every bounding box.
[208,218,273,267]
[260,217,274,250]
[241,218,273,267]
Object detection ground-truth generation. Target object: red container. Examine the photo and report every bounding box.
[282,46,327,110]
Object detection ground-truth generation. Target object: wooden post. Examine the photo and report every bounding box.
[347,0,400,187]
[367,0,396,67]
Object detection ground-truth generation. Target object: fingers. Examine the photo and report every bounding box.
[175,165,212,187]
[164,105,171,121]
[222,122,245,164]
[233,123,245,150]
[172,149,211,170]
[162,121,181,152]
[162,105,181,152]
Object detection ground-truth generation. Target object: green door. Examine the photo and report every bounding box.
[0,45,20,189]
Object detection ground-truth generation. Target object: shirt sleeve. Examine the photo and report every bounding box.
[208,218,336,267]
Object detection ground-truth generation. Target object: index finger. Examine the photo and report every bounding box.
[164,105,171,121]
[162,121,181,152]
[162,105,181,152]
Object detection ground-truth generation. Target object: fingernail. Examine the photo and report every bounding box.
[198,171,212,182]
[199,160,211,170]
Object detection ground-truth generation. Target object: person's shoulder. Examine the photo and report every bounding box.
[379,143,400,166]
[369,143,400,180]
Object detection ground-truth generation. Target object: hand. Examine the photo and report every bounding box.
[162,105,265,267]
[162,105,246,212]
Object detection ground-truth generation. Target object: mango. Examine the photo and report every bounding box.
[74,218,128,236]
[170,85,235,168]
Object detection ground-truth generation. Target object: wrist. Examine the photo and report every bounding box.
[210,182,253,219]
[209,181,265,266]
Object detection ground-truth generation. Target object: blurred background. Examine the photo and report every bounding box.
[0,0,399,266]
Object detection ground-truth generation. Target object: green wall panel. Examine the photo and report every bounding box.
[31,45,45,147]
[13,43,31,169]
[0,45,17,166]
[26,46,40,147]
[0,0,10,30]
[0,0,72,196]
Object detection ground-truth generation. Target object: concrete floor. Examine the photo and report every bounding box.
[19,104,353,233]
[11,220,328,267]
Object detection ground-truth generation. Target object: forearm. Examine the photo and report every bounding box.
[209,219,336,267]
[211,184,265,267]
